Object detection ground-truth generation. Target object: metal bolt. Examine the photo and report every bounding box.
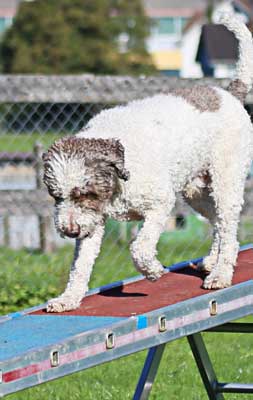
[50,350,60,367]
[106,332,115,349]
[158,316,167,332]
[209,300,218,316]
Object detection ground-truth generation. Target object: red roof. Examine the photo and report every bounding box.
[0,0,21,18]
[143,0,206,18]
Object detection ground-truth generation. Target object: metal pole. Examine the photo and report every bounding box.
[206,322,253,333]
[217,382,253,393]
[34,142,53,253]
[187,333,224,400]
[133,344,166,400]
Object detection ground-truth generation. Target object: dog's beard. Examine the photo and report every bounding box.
[54,203,104,240]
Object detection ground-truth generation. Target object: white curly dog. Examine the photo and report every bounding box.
[43,14,253,312]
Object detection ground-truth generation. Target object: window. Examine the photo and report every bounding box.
[0,17,13,34]
[151,17,188,36]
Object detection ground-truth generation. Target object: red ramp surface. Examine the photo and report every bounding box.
[33,248,253,317]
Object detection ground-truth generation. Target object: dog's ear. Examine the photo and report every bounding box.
[102,139,130,181]
[42,151,51,163]
[42,136,76,162]
[84,138,130,181]
[42,137,130,181]
[42,139,64,164]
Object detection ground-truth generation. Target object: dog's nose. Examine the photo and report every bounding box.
[62,223,81,238]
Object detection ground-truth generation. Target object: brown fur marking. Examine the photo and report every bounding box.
[170,86,220,112]
[228,79,248,103]
[200,171,211,186]
[43,137,130,201]
[127,210,143,221]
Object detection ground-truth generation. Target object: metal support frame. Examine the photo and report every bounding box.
[187,333,224,400]
[206,322,253,333]
[133,344,166,400]
[217,383,253,393]
[133,322,253,400]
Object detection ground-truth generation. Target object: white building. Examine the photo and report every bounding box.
[0,0,21,35]
[143,0,252,78]
[143,0,207,76]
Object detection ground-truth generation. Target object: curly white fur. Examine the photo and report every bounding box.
[45,14,253,312]
[219,12,253,89]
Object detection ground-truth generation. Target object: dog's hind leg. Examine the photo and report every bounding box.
[130,195,175,281]
[203,164,246,289]
[47,224,104,312]
[198,225,219,273]
[184,188,219,273]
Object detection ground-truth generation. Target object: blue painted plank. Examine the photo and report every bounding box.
[0,315,126,361]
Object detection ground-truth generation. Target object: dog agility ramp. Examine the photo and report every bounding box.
[0,246,253,399]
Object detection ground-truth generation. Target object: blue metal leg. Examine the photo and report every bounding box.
[133,344,166,400]
[187,333,224,400]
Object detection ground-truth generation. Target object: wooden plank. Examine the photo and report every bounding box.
[0,75,252,103]
[31,248,253,317]
[0,152,35,163]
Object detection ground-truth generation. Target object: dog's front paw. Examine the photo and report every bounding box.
[197,255,216,273]
[203,268,233,290]
[145,262,165,282]
[47,296,81,312]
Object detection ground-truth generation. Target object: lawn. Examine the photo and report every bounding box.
[0,133,63,152]
[1,217,253,399]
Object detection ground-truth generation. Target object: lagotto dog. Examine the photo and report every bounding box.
[43,14,253,312]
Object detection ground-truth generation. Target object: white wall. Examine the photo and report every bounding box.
[146,34,180,53]
[181,24,203,78]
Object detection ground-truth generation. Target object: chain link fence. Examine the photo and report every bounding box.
[0,75,252,312]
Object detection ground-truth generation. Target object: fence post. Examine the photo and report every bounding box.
[34,142,54,253]
[3,215,9,247]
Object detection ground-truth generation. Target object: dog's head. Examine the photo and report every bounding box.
[43,137,129,239]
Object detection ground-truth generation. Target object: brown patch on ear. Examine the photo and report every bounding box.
[42,136,83,163]
[43,136,129,181]
[42,152,48,162]
[99,138,130,181]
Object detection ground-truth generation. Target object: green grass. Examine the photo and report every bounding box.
[0,133,63,152]
[1,219,253,399]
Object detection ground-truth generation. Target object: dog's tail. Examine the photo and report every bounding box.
[219,13,253,103]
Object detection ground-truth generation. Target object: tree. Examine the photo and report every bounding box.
[0,0,154,75]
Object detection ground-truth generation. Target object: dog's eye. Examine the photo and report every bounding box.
[70,186,99,202]
[85,191,98,200]
[71,187,85,199]
[73,188,81,198]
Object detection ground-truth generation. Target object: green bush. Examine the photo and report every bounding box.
[1,0,154,75]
